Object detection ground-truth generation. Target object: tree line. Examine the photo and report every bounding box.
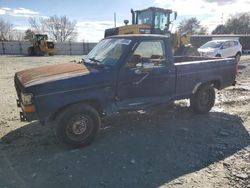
[0,15,77,42]
[178,12,250,35]
[0,12,250,42]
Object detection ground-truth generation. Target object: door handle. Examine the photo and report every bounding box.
[133,72,150,85]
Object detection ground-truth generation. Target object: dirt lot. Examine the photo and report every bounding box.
[0,55,249,188]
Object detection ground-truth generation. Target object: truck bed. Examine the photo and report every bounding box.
[174,57,237,97]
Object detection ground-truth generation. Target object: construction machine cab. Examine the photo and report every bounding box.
[34,34,48,43]
[131,7,177,34]
[104,7,177,37]
[104,7,198,56]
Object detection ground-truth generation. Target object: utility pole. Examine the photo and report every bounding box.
[114,12,117,27]
[221,13,224,25]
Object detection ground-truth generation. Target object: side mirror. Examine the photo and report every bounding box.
[174,12,177,20]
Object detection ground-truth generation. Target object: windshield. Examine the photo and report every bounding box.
[137,10,153,25]
[84,38,131,66]
[200,41,223,49]
[154,12,169,30]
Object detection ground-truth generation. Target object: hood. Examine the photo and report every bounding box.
[15,62,91,87]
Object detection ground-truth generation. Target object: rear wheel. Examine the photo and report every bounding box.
[190,84,215,114]
[34,46,44,56]
[55,104,101,148]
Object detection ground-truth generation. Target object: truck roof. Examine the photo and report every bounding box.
[106,34,170,40]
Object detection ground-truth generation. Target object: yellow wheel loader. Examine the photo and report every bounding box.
[28,34,56,56]
[105,7,199,56]
[105,7,176,37]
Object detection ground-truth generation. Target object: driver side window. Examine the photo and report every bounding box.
[222,41,230,49]
[127,40,165,68]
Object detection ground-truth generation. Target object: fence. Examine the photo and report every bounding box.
[0,41,97,55]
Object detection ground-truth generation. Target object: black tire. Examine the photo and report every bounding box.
[190,84,215,114]
[28,47,34,56]
[235,52,241,63]
[34,46,44,56]
[55,104,101,148]
[215,54,221,57]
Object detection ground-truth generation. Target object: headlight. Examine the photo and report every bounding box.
[21,93,33,105]
[207,50,216,54]
[139,28,151,34]
[206,52,215,55]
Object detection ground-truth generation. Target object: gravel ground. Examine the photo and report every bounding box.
[0,55,249,188]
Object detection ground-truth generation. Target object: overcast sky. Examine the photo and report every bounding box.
[0,0,250,42]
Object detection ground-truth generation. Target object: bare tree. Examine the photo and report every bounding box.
[42,15,77,42]
[24,29,35,41]
[197,26,208,35]
[10,30,25,41]
[212,24,227,34]
[28,17,45,33]
[0,19,14,41]
[28,15,77,42]
[226,13,250,34]
[212,13,250,34]
[178,17,203,35]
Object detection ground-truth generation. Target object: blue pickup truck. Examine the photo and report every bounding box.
[14,35,237,147]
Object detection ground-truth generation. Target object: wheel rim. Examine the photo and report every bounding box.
[72,115,88,135]
[66,114,93,142]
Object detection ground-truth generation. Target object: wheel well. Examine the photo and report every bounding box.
[236,51,241,56]
[210,80,221,89]
[193,80,221,94]
[49,99,103,121]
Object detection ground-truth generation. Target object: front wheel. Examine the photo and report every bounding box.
[28,47,34,56]
[235,52,241,63]
[190,84,215,114]
[55,104,101,148]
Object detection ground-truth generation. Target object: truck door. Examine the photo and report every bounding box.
[116,39,176,107]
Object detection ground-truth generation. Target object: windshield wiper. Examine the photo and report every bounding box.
[83,58,107,69]
[83,57,112,69]
[89,57,101,64]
